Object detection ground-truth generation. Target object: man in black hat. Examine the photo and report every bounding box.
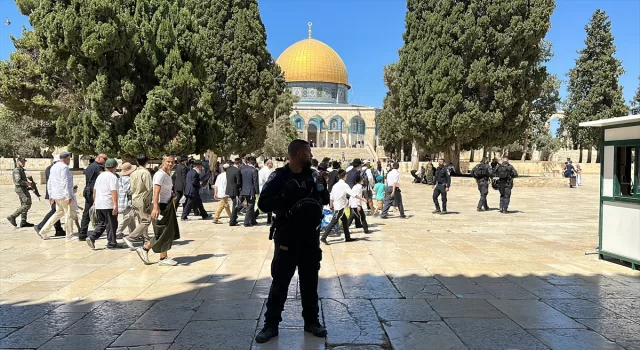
[173,156,189,210]
[181,160,211,221]
[7,157,35,227]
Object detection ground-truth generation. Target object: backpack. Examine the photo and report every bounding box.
[360,169,370,188]
[496,164,511,180]
[472,164,488,179]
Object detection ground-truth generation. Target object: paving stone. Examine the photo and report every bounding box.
[576,318,640,348]
[54,301,105,313]
[169,320,256,349]
[389,276,455,299]
[0,311,85,348]
[0,304,57,327]
[111,330,180,347]
[130,300,203,330]
[251,328,325,350]
[39,334,117,350]
[489,299,585,329]
[383,321,467,350]
[338,275,402,299]
[107,346,171,350]
[0,328,18,340]
[371,299,440,321]
[446,318,548,350]
[478,282,538,299]
[321,299,388,347]
[331,347,385,350]
[258,299,322,328]
[444,283,495,299]
[192,299,263,321]
[590,298,640,323]
[428,299,506,319]
[543,299,621,319]
[63,301,155,335]
[527,328,624,350]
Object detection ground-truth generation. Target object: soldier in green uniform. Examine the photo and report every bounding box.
[7,157,35,228]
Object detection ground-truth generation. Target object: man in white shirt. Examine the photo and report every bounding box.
[258,159,274,224]
[37,152,75,240]
[320,170,366,245]
[347,174,369,233]
[87,158,120,249]
[380,162,405,219]
[212,162,232,224]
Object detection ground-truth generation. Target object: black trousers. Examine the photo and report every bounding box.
[498,181,512,210]
[229,196,240,225]
[264,241,321,327]
[38,202,63,232]
[242,195,256,226]
[381,187,404,217]
[477,181,489,210]
[433,183,447,211]
[182,194,207,219]
[90,209,118,247]
[347,207,369,233]
[79,192,94,239]
[321,208,350,240]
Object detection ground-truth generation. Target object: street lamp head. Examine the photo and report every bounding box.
[5,18,11,26]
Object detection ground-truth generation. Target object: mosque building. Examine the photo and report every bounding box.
[276,23,379,156]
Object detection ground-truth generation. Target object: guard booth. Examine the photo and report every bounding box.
[580,114,640,270]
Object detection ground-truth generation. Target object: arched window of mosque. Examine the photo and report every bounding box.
[294,118,304,130]
[331,120,337,130]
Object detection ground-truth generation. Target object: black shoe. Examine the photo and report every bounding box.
[54,230,66,237]
[304,322,327,337]
[379,215,388,219]
[229,222,237,227]
[255,326,278,343]
[6,216,17,227]
[484,207,490,211]
[477,208,484,212]
[86,237,95,249]
[440,210,447,215]
[399,215,407,218]
[106,244,124,249]
[432,210,441,214]
[202,214,212,220]
[181,217,188,221]
[345,238,357,242]
[20,222,35,228]
[320,237,329,245]
[502,209,509,214]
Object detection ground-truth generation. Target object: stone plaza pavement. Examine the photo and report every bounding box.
[0,176,639,349]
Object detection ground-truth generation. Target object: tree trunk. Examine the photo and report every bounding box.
[595,147,601,163]
[444,143,461,174]
[400,139,405,162]
[73,155,80,170]
[587,147,592,163]
[482,147,487,160]
[521,133,529,161]
[410,139,419,171]
[470,149,475,163]
[578,146,583,164]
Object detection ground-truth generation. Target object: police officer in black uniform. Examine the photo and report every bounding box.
[255,140,329,344]
[7,157,35,228]
[432,158,451,214]
[471,157,493,211]
[495,155,518,213]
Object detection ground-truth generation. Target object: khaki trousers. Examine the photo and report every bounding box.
[128,206,151,242]
[214,197,232,221]
[40,199,74,238]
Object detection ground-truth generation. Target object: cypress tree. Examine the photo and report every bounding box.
[561,9,628,161]
[397,0,554,169]
[379,63,410,155]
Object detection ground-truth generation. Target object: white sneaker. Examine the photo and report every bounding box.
[158,257,178,266]
[135,247,150,265]
[123,237,135,250]
[37,231,50,240]
[67,236,79,241]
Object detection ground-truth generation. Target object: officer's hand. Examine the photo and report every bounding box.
[49,199,54,205]
[26,181,32,188]
[446,187,450,192]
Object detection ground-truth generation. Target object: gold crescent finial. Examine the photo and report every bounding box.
[308,22,312,38]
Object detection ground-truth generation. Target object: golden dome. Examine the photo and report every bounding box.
[276,37,349,87]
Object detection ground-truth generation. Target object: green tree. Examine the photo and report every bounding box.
[521,73,561,160]
[631,76,640,115]
[0,106,46,158]
[262,115,297,158]
[561,9,628,162]
[379,63,410,156]
[397,0,554,170]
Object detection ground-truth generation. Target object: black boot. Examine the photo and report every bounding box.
[304,321,328,337]
[6,216,17,227]
[432,209,441,214]
[441,206,447,214]
[20,221,35,228]
[255,326,279,343]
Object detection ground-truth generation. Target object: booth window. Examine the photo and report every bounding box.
[615,145,638,198]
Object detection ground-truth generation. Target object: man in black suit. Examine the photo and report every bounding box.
[79,153,107,240]
[181,160,210,220]
[173,156,189,210]
[346,159,362,187]
[226,158,243,226]
[240,157,260,227]
[327,161,341,192]
[34,154,65,236]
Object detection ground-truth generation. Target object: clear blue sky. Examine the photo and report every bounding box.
[2,0,639,111]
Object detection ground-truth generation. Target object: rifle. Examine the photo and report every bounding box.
[27,176,41,200]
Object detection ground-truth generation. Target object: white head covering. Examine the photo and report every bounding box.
[53,154,61,162]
